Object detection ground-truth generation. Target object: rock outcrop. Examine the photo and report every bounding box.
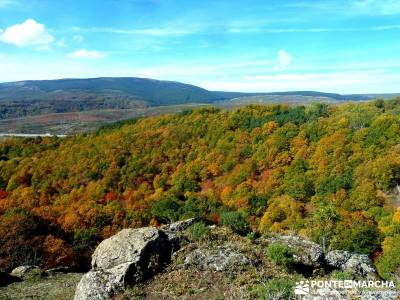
[45,266,71,276]
[73,222,383,299]
[161,218,196,251]
[74,227,174,300]
[11,265,43,279]
[184,246,252,271]
[160,218,196,233]
[75,263,136,300]
[91,227,171,271]
[267,236,381,279]
[325,250,378,278]
[269,235,325,268]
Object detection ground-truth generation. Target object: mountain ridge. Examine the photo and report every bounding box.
[0,76,397,120]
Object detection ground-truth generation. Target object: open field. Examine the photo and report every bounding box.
[0,103,210,135]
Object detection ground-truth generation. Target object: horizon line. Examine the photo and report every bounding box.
[1,76,399,96]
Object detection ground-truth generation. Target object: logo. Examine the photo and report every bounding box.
[294,280,310,295]
[293,280,397,298]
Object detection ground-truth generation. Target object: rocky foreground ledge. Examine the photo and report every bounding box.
[1,220,399,299]
[73,219,393,300]
[74,219,196,299]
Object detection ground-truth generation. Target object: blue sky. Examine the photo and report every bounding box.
[1,0,400,93]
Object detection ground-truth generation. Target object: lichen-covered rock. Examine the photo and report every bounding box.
[161,218,197,252]
[75,227,173,300]
[184,246,252,271]
[91,227,171,271]
[11,265,43,279]
[74,263,134,300]
[325,250,377,278]
[360,291,400,300]
[269,235,324,268]
[161,218,197,232]
[325,250,352,268]
[45,266,70,276]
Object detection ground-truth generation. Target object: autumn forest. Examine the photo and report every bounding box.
[0,100,399,280]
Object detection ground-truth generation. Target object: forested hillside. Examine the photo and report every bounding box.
[0,100,399,280]
[0,77,249,119]
[0,77,378,120]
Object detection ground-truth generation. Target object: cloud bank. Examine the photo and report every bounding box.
[0,19,54,47]
[68,49,106,59]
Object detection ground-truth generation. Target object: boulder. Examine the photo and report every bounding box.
[360,291,400,300]
[11,265,44,279]
[184,246,252,271]
[75,227,173,300]
[325,251,352,269]
[269,235,324,268]
[160,218,197,233]
[160,218,197,252]
[91,227,171,272]
[45,266,70,275]
[74,263,135,300]
[325,250,378,278]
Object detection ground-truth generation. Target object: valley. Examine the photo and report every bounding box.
[1,77,398,135]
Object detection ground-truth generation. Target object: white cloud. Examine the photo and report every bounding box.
[277,50,293,69]
[0,19,54,47]
[200,70,396,93]
[68,49,107,59]
[243,71,380,82]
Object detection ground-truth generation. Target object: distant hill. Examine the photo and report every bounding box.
[0,77,395,119]
[0,77,259,119]
[0,77,234,119]
[0,77,228,105]
[228,91,377,105]
[255,90,372,100]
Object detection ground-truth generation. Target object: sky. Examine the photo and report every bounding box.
[1,0,400,93]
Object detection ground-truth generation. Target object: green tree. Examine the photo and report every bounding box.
[308,201,340,253]
[220,211,249,235]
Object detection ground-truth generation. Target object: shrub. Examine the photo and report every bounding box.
[187,222,211,242]
[330,270,353,280]
[330,213,381,255]
[73,228,100,253]
[73,228,101,269]
[0,210,47,271]
[246,231,260,242]
[42,235,76,269]
[253,278,295,300]
[259,195,305,233]
[266,243,294,270]
[150,196,183,223]
[220,211,249,235]
[376,235,400,281]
